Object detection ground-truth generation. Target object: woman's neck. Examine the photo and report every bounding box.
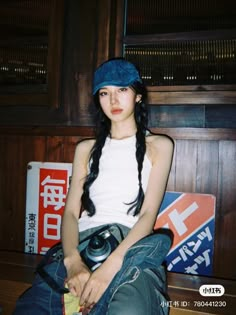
[110,122,137,140]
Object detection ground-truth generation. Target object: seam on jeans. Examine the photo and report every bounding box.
[146,240,162,258]
[127,244,153,251]
[115,255,135,283]
[124,245,152,259]
[126,242,163,260]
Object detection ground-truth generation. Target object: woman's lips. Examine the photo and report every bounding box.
[111,108,123,114]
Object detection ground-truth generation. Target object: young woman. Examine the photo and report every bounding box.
[14,58,174,315]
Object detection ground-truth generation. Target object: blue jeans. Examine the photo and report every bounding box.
[90,232,170,315]
[13,226,171,315]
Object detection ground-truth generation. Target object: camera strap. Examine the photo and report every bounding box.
[79,223,125,246]
[36,242,69,294]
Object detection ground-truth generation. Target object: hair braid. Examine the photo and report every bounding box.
[81,103,111,216]
[127,97,148,215]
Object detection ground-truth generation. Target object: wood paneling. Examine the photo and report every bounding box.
[175,140,198,192]
[149,105,236,128]
[0,133,83,251]
[148,90,236,105]
[214,141,236,279]
[195,140,219,195]
[0,127,235,280]
[206,105,236,128]
[149,105,205,128]
[0,0,64,108]
[61,0,98,126]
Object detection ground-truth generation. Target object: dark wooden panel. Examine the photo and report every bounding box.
[0,126,95,137]
[0,0,64,109]
[1,126,236,140]
[149,105,205,128]
[61,0,100,126]
[0,280,31,315]
[206,105,236,128]
[195,140,219,195]
[218,141,236,216]
[214,141,236,279]
[166,144,176,191]
[149,104,236,128]
[175,140,198,192]
[148,90,236,105]
[152,127,236,141]
[0,135,46,251]
[63,136,81,163]
[45,136,82,162]
[124,30,236,43]
[45,136,66,162]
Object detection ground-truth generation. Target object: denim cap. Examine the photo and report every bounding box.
[93,59,142,95]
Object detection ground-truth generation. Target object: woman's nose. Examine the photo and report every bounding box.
[110,92,117,104]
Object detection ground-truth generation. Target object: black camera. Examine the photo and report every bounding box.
[79,226,120,271]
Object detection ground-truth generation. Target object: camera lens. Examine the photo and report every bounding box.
[86,235,111,262]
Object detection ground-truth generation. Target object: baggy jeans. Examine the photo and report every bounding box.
[13,225,171,315]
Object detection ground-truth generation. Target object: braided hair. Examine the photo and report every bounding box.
[81,81,148,216]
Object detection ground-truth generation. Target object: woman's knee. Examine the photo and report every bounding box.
[107,269,167,315]
[107,288,145,315]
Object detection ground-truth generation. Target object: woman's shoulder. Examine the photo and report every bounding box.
[146,132,174,148]
[74,138,96,162]
[76,137,96,150]
[146,133,174,162]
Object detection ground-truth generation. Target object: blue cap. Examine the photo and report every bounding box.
[93,58,142,95]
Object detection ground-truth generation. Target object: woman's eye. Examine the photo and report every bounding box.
[119,87,128,92]
[99,91,107,96]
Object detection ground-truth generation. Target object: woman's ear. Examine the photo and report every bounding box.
[136,94,142,103]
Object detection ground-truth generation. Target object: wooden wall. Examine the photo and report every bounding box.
[0,0,235,282]
[0,126,235,280]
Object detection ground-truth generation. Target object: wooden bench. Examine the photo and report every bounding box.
[0,251,235,315]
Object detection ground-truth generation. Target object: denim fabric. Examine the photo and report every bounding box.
[13,259,66,315]
[92,58,142,95]
[89,232,171,315]
[107,267,168,315]
[13,225,171,315]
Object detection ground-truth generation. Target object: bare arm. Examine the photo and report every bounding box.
[61,139,94,297]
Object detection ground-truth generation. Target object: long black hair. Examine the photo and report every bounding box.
[81,81,148,216]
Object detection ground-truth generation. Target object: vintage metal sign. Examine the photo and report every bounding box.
[25,162,72,255]
[154,192,215,276]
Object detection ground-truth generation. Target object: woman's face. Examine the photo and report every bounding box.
[98,85,141,122]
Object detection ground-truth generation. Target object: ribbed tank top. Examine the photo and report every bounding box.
[79,135,152,231]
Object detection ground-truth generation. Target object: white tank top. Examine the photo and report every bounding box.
[79,135,152,231]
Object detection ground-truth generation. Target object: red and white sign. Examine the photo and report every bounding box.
[25,162,72,254]
[154,192,216,275]
[154,192,215,249]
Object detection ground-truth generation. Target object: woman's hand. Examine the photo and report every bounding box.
[64,253,92,298]
[80,254,123,309]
